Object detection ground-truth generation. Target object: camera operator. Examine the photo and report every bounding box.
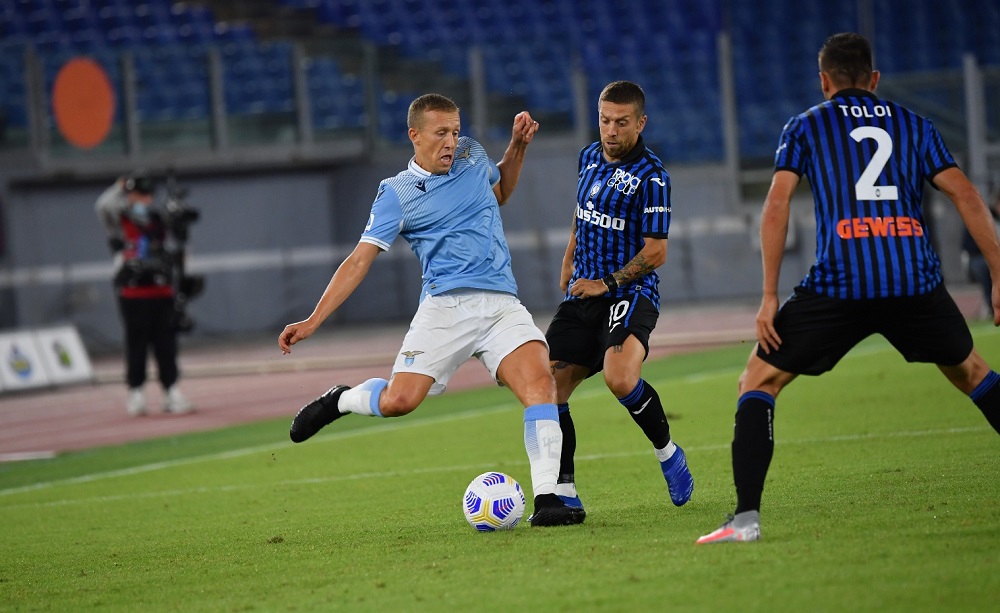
[95,171,194,417]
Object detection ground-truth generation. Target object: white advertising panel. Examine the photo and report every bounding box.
[0,332,52,391]
[33,326,95,385]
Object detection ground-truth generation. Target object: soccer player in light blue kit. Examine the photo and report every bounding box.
[279,93,585,527]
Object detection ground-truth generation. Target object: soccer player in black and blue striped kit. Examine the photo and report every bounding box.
[546,81,694,515]
[698,33,1000,544]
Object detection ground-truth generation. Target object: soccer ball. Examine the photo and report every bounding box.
[462,471,526,531]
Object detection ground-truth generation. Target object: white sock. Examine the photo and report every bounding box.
[555,482,578,498]
[654,440,677,463]
[524,403,561,497]
[338,378,387,416]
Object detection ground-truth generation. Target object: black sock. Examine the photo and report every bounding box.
[557,403,576,483]
[732,391,775,514]
[970,371,1000,435]
[618,379,670,449]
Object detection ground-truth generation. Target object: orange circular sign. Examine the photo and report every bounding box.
[52,57,116,149]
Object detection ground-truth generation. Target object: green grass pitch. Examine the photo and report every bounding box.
[2,325,999,611]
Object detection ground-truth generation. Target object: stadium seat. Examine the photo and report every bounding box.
[213,21,254,42]
[1,0,998,157]
[378,89,412,142]
[313,0,361,29]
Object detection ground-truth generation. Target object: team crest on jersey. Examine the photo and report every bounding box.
[401,350,424,366]
[589,181,602,197]
[457,147,472,162]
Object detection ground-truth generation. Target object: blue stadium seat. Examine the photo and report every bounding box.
[26,7,62,35]
[310,67,367,130]
[309,67,366,131]
[170,3,216,43]
[209,39,295,117]
[0,51,27,127]
[214,21,254,42]
[2,0,996,159]
[314,0,361,29]
[378,89,411,142]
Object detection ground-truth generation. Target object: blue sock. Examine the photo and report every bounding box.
[339,378,387,416]
[970,371,1000,434]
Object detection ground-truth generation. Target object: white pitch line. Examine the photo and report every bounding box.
[0,371,634,498]
[0,402,519,497]
[0,341,953,500]
[1,425,990,510]
[0,451,58,463]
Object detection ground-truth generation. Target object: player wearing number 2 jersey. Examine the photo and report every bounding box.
[697,33,1000,544]
[545,81,694,516]
[779,86,951,300]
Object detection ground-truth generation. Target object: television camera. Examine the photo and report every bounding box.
[163,175,204,333]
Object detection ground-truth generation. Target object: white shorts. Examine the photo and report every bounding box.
[392,290,547,395]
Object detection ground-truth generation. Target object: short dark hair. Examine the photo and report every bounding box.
[819,33,874,88]
[599,81,645,116]
[407,93,459,130]
[124,172,154,195]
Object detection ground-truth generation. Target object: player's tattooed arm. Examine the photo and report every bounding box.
[610,252,656,286]
[569,237,666,299]
[608,237,668,287]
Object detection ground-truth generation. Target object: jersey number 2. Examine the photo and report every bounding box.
[850,126,898,201]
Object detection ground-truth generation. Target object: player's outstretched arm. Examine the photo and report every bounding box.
[494,111,540,205]
[278,242,382,354]
[935,167,1000,325]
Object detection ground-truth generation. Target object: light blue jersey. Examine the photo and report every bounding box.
[361,136,518,298]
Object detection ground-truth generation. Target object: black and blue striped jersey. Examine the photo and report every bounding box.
[569,136,671,308]
[775,88,956,299]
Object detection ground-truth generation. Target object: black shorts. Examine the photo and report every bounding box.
[759,283,974,376]
[546,295,659,376]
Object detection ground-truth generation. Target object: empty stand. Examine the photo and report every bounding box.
[1,0,998,159]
